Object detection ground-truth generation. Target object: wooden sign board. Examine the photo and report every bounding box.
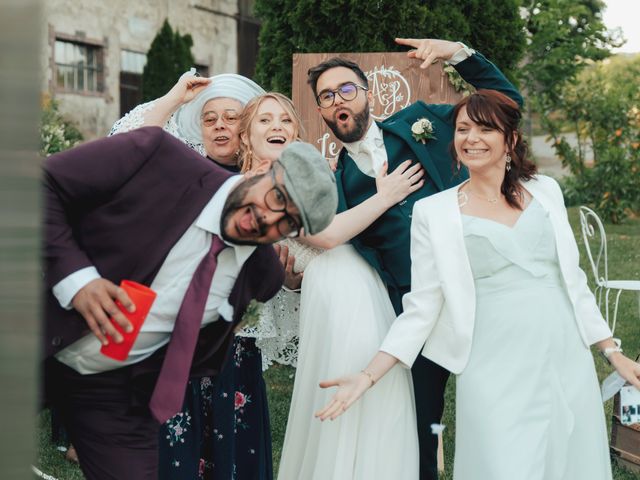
[292,52,464,160]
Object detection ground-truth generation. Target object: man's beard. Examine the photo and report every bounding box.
[220,175,267,246]
[325,104,370,143]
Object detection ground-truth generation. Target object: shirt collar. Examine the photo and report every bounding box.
[195,175,256,265]
[343,121,384,157]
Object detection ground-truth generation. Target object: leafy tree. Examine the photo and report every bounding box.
[518,0,636,222]
[142,19,194,101]
[254,0,525,96]
[553,56,640,223]
[518,0,622,139]
[520,0,622,106]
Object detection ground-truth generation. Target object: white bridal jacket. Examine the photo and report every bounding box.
[380,175,613,374]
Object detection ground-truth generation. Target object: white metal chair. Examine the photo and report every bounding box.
[578,206,640,335]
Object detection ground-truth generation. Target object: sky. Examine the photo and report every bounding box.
[603,0,640,53]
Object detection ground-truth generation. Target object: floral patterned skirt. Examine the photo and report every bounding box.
[159,336,273,480]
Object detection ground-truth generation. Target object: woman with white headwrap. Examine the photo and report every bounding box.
[110,72,276,480]
[111,69,264,170]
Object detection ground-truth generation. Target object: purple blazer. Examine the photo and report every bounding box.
[43,127,284,379]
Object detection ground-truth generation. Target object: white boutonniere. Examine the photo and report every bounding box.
[411,118,436,144]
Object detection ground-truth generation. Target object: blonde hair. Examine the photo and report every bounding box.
[237,92,304,172]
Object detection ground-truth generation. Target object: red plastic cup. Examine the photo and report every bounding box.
[100,280,157,361]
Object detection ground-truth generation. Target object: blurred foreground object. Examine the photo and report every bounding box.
[0,1,42,479]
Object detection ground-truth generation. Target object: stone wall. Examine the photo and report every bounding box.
[42,0,239,139]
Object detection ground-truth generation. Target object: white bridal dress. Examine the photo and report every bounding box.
[455,200,611,480]
[277,244,419,480]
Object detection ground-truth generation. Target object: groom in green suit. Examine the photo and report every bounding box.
[307,38,522,479]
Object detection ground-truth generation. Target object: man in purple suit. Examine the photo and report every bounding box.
[42,127,337,480]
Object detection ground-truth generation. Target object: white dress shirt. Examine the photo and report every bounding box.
[54,175,256,374]
[343,122,388,177]
[342,43,475,177]
[448,43,475,65]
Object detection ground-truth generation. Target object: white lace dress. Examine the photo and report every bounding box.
[110,100,207,156]
[240,238,322,369]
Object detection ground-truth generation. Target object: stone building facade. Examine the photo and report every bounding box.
[42,0,259,139]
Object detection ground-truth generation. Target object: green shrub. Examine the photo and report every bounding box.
[561,150,639,222]
[40,97,83,156]
[546,56,640,223]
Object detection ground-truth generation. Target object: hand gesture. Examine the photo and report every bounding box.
[314,372,373,421]
[274,244,303,290]
[71,278,135,345]
[165,74,212,106]
[376,160,425,208]
[610,353,640,390]
[395,38,463,69]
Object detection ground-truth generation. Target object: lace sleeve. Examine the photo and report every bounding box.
[249,289,301,370]
[236,239,323,370]
[109,101,157,135]
[109,101,207,156]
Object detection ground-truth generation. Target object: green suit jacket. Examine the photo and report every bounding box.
[334,51,522,312]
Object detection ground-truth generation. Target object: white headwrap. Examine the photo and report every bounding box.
[174,69,265,144]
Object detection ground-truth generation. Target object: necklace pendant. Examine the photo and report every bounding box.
[457,190,469,207]
[488,197,498,205]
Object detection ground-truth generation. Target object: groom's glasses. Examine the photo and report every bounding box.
[316,82,368,108]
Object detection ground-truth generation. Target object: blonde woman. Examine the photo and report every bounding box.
[238,92,303,173]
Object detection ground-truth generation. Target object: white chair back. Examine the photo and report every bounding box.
[579,206,640,335]
[578,206,608,287]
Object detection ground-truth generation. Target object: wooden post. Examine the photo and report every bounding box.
[437,431,445,473]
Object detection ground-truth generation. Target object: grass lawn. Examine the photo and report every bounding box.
[36,207,640,479]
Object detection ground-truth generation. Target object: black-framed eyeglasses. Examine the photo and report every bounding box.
[201,110,240,126]
[265,168,301,238]
[316,82,368,108]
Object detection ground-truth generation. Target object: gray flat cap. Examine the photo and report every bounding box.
[277,142,337,235]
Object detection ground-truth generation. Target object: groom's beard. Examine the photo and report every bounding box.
[325,104,370,144]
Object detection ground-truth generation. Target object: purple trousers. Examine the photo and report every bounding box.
[46,359,160,480]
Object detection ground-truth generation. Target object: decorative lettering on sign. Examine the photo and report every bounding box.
[366,65,411,120]
[316,132,340,161]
